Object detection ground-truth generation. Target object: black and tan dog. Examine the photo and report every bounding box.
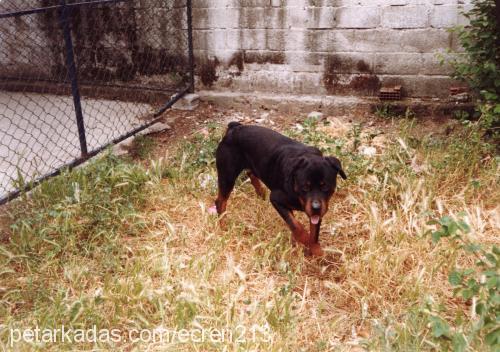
[213,122,346,256]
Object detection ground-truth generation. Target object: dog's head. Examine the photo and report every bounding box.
[288,155,346,224]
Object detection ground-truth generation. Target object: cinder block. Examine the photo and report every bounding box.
[304,30,330,52]
[211,8,240,28]
[430,5,458,28]
[336,6,380,28]
[301,29,356,52]
[381,5,429,28]
[293,72,325,94]
[321,52,375,73]
[328,30,357,51]
[193,30,209,50]
[354,29,403,52]
[242,50,286,65]
[239,29,267,50]
[378,74,456,97]
[223,29,241,50]
[420,52,454,75]
[192,8,211,29]
[207,0,269,7]
[193,30,228,50]
[283,51,309,67]
[265,8,289,28]
[198,48,238,63]
[191,0,219,8]
[306,0,337,5]
[212,30,229,49]
[192,8,240,29]
[305,7,336,29]
[193,49,215,60]
[260,29,289,51]
[265,30,287,50]
[272,29,306,51]
[374,53,422,75]
[438,0,473,3]
[457,4,473,26]
[290,56,324,72]
[302,52,326,66]
[399,29,451,52]
[233,0,271,7]
[242,52,289,70]
[236,8,289,29]
[285,0,310,7]
[330,0,408,5]
[355,29,451,53]
[287,7,309,28]
[239,7,266,28]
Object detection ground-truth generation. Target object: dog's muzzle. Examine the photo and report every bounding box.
[312,200,321,211]
[309,199,324,224]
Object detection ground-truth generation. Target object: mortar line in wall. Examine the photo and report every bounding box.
[194,28,448,31]
[199,50,443,55]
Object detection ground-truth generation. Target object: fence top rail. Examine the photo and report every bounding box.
[0,0,128,19]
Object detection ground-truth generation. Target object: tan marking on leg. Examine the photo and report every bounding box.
[247,171,266,199]
[289,216,310,245]
[309,218,324,256]
[309,222,319,243]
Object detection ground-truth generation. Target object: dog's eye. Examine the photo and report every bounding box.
[320,181,328,191]
[303,182,311,192]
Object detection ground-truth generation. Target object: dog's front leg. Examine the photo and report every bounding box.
[309,219,324,256]
[270,190,310,246]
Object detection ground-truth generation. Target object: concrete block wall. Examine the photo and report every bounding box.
[192,0,473,97]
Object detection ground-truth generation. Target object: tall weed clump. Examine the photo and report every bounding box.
[0,153,164,344]
[446,0,499,136]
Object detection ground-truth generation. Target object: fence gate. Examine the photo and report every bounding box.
[0,0,194,204]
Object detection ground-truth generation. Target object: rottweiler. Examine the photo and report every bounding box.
[214,122,346,256]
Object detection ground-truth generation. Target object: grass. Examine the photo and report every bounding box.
[129,135,156,159]
[0,115,498,351]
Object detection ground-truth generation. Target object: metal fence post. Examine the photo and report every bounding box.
[186,0,195,93]
[59,0,88,157]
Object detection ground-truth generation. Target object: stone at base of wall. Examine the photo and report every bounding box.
[197,90,475,117]
[172,93,200,111]
[195,68,458,99]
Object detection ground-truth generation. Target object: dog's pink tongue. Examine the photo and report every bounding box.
[310,215,320,225]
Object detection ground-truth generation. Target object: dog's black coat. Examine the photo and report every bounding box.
[214,122,346,255]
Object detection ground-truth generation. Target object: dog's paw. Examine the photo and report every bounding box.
[292,227,310,245]
[308,243,324,257]
[208,205,218,215]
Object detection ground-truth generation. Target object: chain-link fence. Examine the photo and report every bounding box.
[0,0,194,204]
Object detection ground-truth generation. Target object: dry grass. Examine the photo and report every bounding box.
[0,111,498,351]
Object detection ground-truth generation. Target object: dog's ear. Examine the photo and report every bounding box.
[326,156,347,180]
[284,156,308,192]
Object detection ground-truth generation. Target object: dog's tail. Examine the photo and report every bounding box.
[222,121,242,144]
